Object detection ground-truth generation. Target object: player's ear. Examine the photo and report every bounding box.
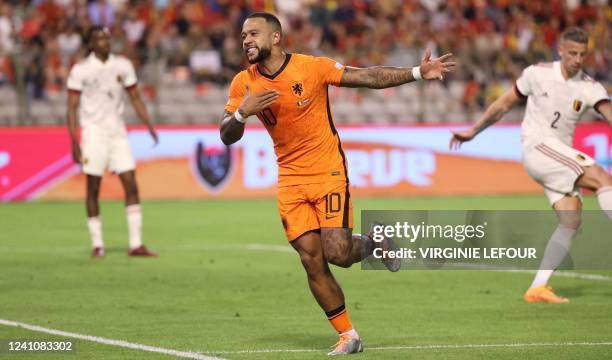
[272,31,281,46]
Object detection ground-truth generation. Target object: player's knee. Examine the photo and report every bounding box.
[124,181,139,198]
[558,212,582,230]
[298,252,326,276]
[599,168,612,188]
[583,165,612,190]
[87,184,100,198]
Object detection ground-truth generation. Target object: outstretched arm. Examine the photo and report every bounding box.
[126,85,158,145]
[450,87,522,149]
[339,49,456,89]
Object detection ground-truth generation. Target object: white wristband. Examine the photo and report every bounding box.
[234,110,246,123]
[412,66,422,80]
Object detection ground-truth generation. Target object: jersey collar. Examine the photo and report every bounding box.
[257,53,292,80]
[554,61,582,82]
[89,52,114,66]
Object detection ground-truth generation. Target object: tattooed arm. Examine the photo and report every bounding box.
[339,49,456,89]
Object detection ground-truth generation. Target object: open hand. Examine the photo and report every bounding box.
[420,49,456,81]
[449,129,476,150]
[238,86,279,117]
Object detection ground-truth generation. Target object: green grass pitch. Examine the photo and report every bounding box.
[0,195,611,359]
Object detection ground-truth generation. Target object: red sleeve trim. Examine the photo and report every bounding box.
[594,99,610,114]
[68,89,81,96]
[513,83,527,100]
[125,83,137,90]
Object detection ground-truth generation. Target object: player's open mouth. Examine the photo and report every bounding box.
[245,47,257,56]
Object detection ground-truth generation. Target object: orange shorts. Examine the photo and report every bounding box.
[277,180,353,241]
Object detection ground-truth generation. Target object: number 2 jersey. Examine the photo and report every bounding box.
[514,61,609,147]
[225,54,348,187]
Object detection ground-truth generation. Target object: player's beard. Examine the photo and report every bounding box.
[248,45,272,64]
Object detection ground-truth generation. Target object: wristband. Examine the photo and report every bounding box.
[412,66,422,80]
[234,110,246,123]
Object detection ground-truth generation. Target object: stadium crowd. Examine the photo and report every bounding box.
[0,0,609,121]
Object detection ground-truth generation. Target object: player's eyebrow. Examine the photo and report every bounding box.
[241,30,258,37]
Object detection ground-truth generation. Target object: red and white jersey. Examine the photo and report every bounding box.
[515,61,609,146]
[67,53,137,130]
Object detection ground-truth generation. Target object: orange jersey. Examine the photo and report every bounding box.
[225,53,348,187]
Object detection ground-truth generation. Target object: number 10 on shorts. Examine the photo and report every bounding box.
[325,193,341,214]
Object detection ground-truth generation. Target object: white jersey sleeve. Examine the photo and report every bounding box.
[515,65,535,98]
[588,82,609,110]
[118,57,137,88]
[67,64,84,91]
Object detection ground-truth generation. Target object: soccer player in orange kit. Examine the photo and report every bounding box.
[220,12,455,355]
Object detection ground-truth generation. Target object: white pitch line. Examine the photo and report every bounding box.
[0,319,224,360]
[2,243,612,282]
[208,341,612,355]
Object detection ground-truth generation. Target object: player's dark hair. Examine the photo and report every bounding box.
[245,12,282,35]
[85,26,106,45]
[560,27,588,44]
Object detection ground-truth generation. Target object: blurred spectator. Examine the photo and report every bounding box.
[124,5,146,46]
[57,20,81,65]
[189,36,222,84]
[0,2,15,54]
[37,0,65,33]
[0,0,608,122]
[88,0,115,27]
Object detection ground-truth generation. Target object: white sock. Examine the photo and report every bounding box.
[341,328,359,339]
[530,225,576,288]
[87,216,104,248]
[126,204,142,249]
[597,186,612,220]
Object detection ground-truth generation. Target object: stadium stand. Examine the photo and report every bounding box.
[0,0,609,125]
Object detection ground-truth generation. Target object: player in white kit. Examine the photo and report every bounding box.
[67,27,158,257]
[450,27,611,303]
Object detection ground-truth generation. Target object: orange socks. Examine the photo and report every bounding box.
[326,304,353,334]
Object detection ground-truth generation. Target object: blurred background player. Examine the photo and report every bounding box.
[67,26,159,258]
[221,12,454,355]
[450,27,611,304]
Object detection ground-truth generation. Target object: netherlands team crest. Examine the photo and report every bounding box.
[291,82,304,98]
[195,141,232,189]
[572,99,583,112]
